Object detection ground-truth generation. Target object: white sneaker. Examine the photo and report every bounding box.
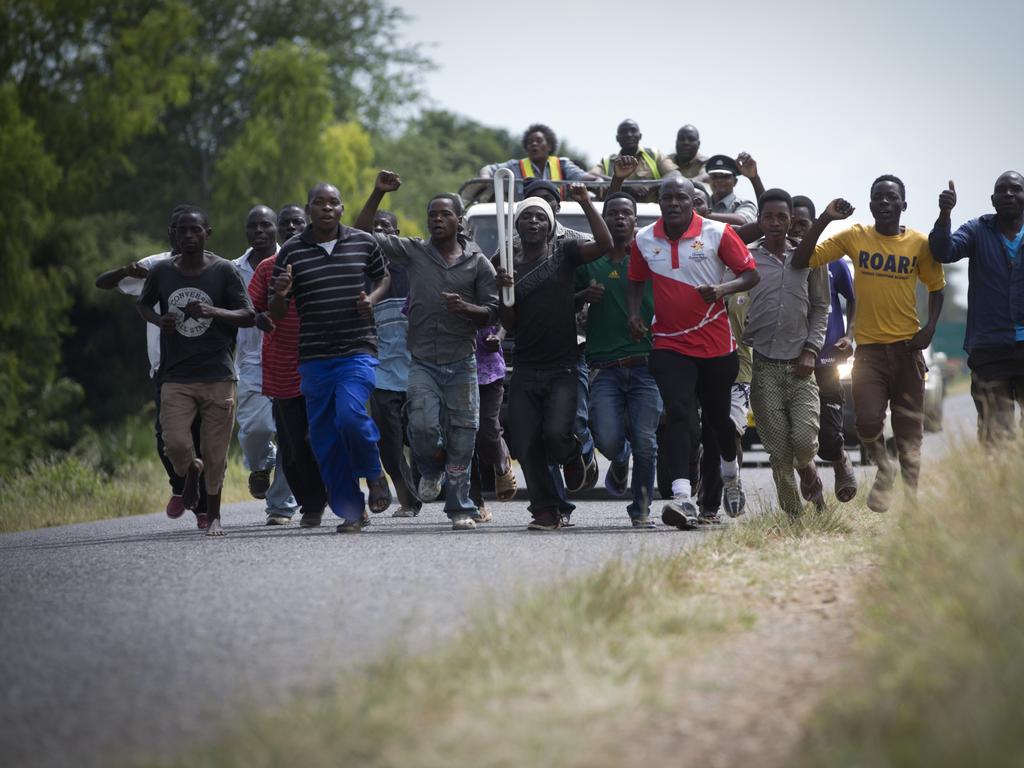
[391,506,420,518]
[723,477,746,517]
[418,474,443,502]
[451,514,477,531]
[661,496,698,530]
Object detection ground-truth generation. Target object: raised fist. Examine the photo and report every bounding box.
[375,170,402,193]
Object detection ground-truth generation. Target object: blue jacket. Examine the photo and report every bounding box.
[929,214,1024,353]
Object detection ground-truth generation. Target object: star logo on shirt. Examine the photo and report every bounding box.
[691,240,705,253]
[608,270,619,279]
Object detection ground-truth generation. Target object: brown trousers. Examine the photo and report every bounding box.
[160,381,237,494]
[851,343,926,488]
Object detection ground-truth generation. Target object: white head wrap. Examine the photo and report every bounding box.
[514,197,555,232]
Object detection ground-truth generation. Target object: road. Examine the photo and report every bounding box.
[0,393,975,768]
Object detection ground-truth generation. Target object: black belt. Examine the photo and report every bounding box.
[592,355,649,369]
[753,350,800,365]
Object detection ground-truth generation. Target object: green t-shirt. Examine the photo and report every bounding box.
[575,251,654,364]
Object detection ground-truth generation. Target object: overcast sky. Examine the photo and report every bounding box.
[392,0,1024,303]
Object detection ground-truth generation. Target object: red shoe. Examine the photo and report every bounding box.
[166,495,185,519]
[195,513,209,530]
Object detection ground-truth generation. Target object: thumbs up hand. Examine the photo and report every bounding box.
[938,180,957,213]
[356,289,373,317]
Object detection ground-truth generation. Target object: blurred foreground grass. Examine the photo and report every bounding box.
[801,436,1024,767]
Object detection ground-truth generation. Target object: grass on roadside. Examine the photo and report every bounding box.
[0,413,254,534]
[149,499,884,768]
[799,436,1024,767]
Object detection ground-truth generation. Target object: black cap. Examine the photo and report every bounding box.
[705,154,739,176]
[522,178,560,201]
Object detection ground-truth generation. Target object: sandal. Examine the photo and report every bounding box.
[367,475,392,514]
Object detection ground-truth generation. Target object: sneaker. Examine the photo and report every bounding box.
[559,513,575,528]
[265,513,291,526]
[722,477,746,517]
[474,506,493,524]
[604,458,629,497]
[833,452,858,503]
[631,516,655,529]
[661,497,698,530]
[195,513,209,530]
[299,509,323,528]
[494,463,518,501]
[451,514,477,531]
[527,512,560,531]
[165,494,185,519]
[248,469,271,500]
[367,475,392,514]
[182,458,204,511]
[562,451,587,493]
[418,474,444,503]
[336,519,365,534]
[581,453,599,491]
[697,510,723,526]
[391,506,420,518]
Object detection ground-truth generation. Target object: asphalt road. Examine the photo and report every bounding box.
[0,393,975,768]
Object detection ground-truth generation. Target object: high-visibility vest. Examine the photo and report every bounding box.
[603,148,660,179]
[519,156,563,180]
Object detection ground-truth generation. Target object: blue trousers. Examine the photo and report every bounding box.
[298,355,382,523]
[589,364,662,518]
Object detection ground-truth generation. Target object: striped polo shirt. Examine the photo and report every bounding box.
[272,226,388,362]
[629,215,756,358]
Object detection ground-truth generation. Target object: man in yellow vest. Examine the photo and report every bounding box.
[479,123,599,182]
[590,119,681,202]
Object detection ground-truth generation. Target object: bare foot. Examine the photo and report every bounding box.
[205,518,225,537]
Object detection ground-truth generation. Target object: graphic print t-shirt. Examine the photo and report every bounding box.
[138,255,253,383]
[810,224,945,345]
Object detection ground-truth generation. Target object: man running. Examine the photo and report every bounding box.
[496,184,614,530]
[629,177,759,529]
[269,182,392,533]
[929,172,1024,444]
[137,207,255,536]
[356,171,500,531]
[792,177,945,512]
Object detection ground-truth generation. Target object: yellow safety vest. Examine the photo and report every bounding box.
[603,148,660,179]
[519,156,563,180]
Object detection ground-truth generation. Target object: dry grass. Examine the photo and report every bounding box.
[800,436,1024,767]
[147,502,882,768]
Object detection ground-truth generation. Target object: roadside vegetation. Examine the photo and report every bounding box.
[0,414,250,534]
[800,436,1024,767]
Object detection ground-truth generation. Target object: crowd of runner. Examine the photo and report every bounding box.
[95,119,1024,535]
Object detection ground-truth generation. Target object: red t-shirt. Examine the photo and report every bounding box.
[249,256,302,399]
[629,215,755,358]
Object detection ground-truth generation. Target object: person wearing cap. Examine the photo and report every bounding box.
[479,123,599,182]
[668,125,710,182]
[355,171,501,532]
[495,183,613,531]
[590,119,680,202]
[705,153,760,226]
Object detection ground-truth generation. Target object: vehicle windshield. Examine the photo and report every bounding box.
[466,213,659,256]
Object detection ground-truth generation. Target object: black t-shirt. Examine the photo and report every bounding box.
[138,254,253,383]
[511,239,584,368]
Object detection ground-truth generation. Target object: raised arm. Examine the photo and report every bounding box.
[354,170,401,232]
[791,198,855,269]
[607,155,639,196]
[567,183,613,263]
[736,152,766,203]
[96,261,150,290]
[928,181,971,263]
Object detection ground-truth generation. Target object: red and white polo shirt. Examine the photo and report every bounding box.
[628,215,755,358]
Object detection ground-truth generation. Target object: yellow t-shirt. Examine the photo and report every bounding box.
[810,224,945,345]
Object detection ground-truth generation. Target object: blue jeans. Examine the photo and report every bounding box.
[576,358,595,458]
[407,355,480,516]
[589,364,662,518]
[236,377,297,516]
[298,355,381,523]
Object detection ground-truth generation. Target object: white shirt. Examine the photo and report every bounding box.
[118,251,172,378]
